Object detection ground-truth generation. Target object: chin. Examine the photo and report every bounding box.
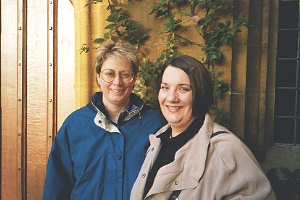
[165,117,181,124]
[112,98,126,103]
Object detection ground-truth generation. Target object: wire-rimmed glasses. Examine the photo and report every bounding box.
[100,69,134,83]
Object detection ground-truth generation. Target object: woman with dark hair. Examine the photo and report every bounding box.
[131,55,276,200]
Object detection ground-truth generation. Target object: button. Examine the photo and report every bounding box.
[142,173,146,178]
[117,155,122,160]
[146,147,155,155]
[98,120,102,124]
[175,181,179,185]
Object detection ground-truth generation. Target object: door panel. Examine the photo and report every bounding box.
[1,0,75,199]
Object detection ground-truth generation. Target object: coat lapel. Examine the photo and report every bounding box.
[146,114,214,197]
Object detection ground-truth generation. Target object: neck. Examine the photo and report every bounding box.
[170,129,184,138]
[104,102,128,123]
[170,117,196,137]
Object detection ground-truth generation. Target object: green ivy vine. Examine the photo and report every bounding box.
[82,0,248,127]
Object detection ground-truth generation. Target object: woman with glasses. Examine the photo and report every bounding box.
[130,55,276,200]
[43,40,166,200]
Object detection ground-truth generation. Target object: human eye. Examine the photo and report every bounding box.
[179,86,191,93]
[104,70,115,77]
[120,71,130,78]
[160,84,168,90]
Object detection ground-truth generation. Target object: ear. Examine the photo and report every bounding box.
[96,74,101,88]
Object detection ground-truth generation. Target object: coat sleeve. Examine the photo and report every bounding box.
[205,134,277,200]
[42,123,75,200]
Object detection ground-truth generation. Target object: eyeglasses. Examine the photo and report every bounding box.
[100,69,134,83]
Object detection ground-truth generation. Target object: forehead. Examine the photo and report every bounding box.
[101,57,132,71]
[162,66,190,84]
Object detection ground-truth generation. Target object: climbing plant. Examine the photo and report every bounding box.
[82,0,248,127]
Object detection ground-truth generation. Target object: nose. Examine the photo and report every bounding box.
[166,89,179,102]
[112,74,123,85]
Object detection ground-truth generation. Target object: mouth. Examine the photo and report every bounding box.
[111,88,125,93]
[166,105,183,111]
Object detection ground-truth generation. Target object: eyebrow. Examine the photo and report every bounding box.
[161,82,191,87]
[102,69,132,72]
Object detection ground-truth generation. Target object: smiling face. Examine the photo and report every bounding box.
[158,66,195,135]
[97,56,136,109]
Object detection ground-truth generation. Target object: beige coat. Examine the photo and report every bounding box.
[130,114,276,200]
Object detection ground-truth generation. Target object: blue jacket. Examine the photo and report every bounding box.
[43,92,166,200]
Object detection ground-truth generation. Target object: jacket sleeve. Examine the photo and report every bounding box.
[43,124,75,200]
[206,134,276,200]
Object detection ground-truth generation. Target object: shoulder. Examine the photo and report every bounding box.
[141,104,155,112]
[142,105,166,120]
[56,105,95,137]
[142,104,160,115]
[210,128,250,156]
[211,123,242,148]
[64,105,94,122]
[209,129,260,170]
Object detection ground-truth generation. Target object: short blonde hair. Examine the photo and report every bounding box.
[95,40,139,75]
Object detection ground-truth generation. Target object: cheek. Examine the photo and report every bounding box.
[185,97,194,112]
[184,92,193,103]
[98,80,109,88]
[158,91,162,101]
[187,97,193,105]
[158,91,165,104]
[97,75,103,85]
[126,81,136,90]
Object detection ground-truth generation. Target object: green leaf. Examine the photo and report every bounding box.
[92,38,105,44]
[84,0,103,7]
[105,24,116,30]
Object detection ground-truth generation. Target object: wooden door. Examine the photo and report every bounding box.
[1,0,75,199]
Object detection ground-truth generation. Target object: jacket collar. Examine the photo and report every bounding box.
[87,92,145,122]
[87,92,145,132]
[147,114,215,195]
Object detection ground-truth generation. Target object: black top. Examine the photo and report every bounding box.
[143,116,204,198]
